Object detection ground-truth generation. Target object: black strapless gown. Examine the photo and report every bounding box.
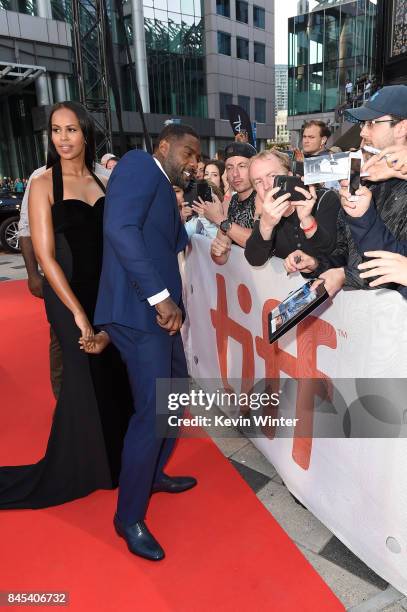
[0,162,132,509]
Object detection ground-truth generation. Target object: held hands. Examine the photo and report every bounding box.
[74,310,94,343]
[284,250,318,274]
[358,251,407,287]
[191,194,224,225]
[339,180,372,217]
[27,272,44,299]
[79,330,110,354]
[155,296,182,335]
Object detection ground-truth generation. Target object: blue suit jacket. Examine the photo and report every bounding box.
[346,203,407,299]
[94,150,188,333]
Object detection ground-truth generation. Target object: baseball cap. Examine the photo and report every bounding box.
[100,153,115,165]
[345,85,407,122]
[224,142,257,160]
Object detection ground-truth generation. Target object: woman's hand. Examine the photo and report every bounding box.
[180,203,193,223]
[79,330,110,354]
[192,194,224,225]
[74,310,94,343]
[284,250,318,274]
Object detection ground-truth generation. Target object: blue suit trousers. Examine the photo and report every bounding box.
[105,323,188,525]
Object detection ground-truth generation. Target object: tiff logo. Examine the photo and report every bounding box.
[210,274,337,470]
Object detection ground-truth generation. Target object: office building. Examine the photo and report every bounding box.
[0,0,275,179]
[287,0,377,143]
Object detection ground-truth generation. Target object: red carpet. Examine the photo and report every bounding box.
[0,281,344,611]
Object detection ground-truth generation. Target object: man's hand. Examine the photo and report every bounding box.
[358,250,407,287]
[339,181,372,218]
[155,296,182,335]
[311,267,345,297]
[27,272,44,298]
[363,145,407,177]
[211,235,231,257]
[259,187,292,240]
[284,250,318,274]
[292,185,317,226]
[361,156,400,182]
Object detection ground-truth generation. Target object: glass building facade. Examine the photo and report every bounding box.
[140,0,207,118]
[288,0,377,116]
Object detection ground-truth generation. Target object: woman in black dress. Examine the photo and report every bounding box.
[0,102,131,509]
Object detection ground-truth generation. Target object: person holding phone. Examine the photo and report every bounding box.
[302,85,407,297]
[244,150,339,268]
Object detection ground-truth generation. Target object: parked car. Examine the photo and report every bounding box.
[0,188,22,253]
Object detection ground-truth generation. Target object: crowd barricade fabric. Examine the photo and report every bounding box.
[183,235,407,596]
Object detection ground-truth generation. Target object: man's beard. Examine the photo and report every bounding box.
[162,152,189,188]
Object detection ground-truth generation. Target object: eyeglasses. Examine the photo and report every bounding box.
[360,119,397,128]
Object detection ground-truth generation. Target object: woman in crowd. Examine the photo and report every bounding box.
[0,101,131,510]
[204,160,225,195]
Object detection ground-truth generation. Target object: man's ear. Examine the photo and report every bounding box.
[158,138,170,158]
[288,171,293,176]
[394,119,407,140]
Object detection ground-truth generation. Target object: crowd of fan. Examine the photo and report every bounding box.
[173,85,407,299]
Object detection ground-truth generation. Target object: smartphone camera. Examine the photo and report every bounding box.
[348,157,361,196]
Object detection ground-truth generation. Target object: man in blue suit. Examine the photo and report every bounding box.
[94,124,201,561]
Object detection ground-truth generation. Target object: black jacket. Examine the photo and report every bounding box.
[244,188,340,266]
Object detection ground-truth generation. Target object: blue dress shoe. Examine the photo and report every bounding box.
[151,474,197,494]
[113,514,165,561]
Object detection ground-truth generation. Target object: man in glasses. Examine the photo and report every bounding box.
[290,85,407,297]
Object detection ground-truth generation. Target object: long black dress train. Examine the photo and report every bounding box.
[0,161,132,509]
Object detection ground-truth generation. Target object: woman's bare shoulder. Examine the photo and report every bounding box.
[29,168,53,203]
[31,168,53,188]
[95,174,108,188]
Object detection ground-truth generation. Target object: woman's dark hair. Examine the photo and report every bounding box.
[203,160,225,195]
[46,101,96,170]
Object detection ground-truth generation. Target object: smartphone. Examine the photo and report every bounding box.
[196,180,213,203]
[274,175,309,201]
[348,155,361,195]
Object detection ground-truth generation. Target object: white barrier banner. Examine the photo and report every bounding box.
[184,235,407,595]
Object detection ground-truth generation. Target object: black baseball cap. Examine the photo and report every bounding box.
[345,85,407,122]
[224,142,257,160]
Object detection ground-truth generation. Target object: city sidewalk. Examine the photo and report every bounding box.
[2,250,406,611]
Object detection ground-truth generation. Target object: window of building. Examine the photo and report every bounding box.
[220,93,233,119]
[236,37,249,60]
[255,98,266,123]
[253,5,265,29]
[254,42,266,64]
[238,95,250,115]
[236,0,248,24]
[216,0,230,17]
[218,31,232,56]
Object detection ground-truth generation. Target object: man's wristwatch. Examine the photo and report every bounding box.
[219,218,232,234]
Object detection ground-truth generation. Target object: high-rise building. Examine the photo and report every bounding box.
[275,65,288,113]
[287,0,377,144]
[375,0,407,86]
[0,0,275,179]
